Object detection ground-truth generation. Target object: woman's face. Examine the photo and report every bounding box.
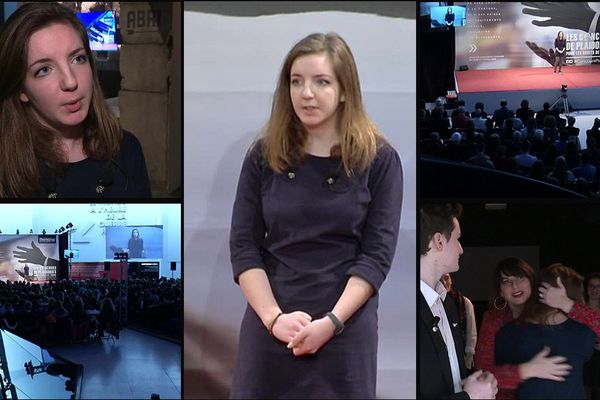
[559,31,564,40]
[19,23,93,133]
[587,278,600,301]
[290,53,344,135]
[132,230,139,239]
[499,272,532,309]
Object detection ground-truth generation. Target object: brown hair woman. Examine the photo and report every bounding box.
[0,2,150,198]
[229,32,403,398]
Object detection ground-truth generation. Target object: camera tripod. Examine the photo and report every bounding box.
[550,89,570,115]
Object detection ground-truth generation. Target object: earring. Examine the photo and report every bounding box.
[493,296,507,311]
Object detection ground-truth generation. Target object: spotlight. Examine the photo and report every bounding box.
[66,222,73,229]
[42,229,46,235]
[16,229,19,235]
[561,84,568,92]
[114,252,129,260]
[29,229,33,234]
[58,227,65,233]
[54,230,58,234]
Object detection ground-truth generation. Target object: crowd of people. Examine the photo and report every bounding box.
[419,98,600,197]
[420,204,600,399]
[0,277,181,347]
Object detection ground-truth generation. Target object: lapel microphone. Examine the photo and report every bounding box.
[97,166,115,195]
[432,316,441,332]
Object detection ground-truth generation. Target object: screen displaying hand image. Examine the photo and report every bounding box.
[0,235,59,282]
[105,226,163,259]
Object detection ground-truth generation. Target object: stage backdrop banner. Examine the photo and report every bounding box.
[0,235,59,282]
[455,2,600,70]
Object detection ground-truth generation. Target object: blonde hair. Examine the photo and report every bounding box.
[261,32,384,176]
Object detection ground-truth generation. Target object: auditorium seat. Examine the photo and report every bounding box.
[421,156,586,198]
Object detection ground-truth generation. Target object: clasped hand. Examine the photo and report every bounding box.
[271,311,336,356]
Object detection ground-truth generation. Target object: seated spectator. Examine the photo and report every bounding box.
[472,109,487,132]
[548,156,574,187]
[529,159,549,182]
[565,116,580,137]
[430,107,450,139]
[467,141,495,169]
[474,101,488,118]
[493,99,511,129]
[516,99,535,122]
[586,118,600,145]
[514,140,538,171]
[502,110,524,131]
[451,106,470,130]
[543,115,559,143]
[521,117,543,141]
[572,152,598,190]
[535,102,556,128]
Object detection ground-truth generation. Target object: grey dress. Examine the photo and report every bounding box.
[229,140,403,399]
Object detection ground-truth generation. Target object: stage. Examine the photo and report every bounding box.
[455,65,600,112]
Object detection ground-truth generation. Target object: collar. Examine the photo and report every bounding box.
[420,279,448,308]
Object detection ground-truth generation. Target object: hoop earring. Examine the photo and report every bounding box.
[494,296,507,311]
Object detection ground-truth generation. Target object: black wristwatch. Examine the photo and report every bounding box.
[325,311,345,336]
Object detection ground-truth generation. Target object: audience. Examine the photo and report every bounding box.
[420,95,600,197]
[0,277,181,346]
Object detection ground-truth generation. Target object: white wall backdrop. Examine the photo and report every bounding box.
[184,8,416,399]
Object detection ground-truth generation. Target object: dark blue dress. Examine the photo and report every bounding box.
[495,318,596,399]
[38,130,151,198]
[229,141,403,399]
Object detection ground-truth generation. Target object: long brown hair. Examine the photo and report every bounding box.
[0,2,122,197]
[261,32,384,176]
[518,263,584,324]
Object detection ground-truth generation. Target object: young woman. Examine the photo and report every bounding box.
[584,272,600,399]
[0,3,151,198]
[128,229,145,258]
[229,32,403,398]
[475,258,600,399]
[554,31,567,74]
[495,264,596,399]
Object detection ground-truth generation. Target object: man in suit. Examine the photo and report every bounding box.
[420,204,498,399]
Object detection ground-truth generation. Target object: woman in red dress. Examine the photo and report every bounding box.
[475,257,600,399]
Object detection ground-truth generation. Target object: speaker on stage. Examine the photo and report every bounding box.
[459,65,468,71]
[170,261,176,271]
[104,261,110,271]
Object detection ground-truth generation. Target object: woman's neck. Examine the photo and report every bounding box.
[304,129,340,157]
[509,304,524,318]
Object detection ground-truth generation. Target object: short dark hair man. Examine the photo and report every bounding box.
[420,204,498,399]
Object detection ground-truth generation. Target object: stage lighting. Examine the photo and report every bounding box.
[42,229,46,235]
[58,227,65,233]
[16,229,19,235]
[561,84,568,91]
[66,222,73,229]
[29,229,33,234]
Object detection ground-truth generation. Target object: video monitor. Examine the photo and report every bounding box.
[430,5,467,29]
[76,10,118,51]
[105,225,164,259]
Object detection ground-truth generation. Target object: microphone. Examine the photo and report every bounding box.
[432,316,441,332]
[97,166,115,195]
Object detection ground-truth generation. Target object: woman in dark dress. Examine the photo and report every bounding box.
[495,264,596,399]
[554,31,567,74]
[0,3,151,198]
[584,272,600,400]
[229,32,403,399]
[128,229,144,258]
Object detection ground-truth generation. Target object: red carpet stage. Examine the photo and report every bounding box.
[455,65,600,112]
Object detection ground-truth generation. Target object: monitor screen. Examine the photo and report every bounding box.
[76,10,118,51]
[420,2,448,16]
[430,5,467,28]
